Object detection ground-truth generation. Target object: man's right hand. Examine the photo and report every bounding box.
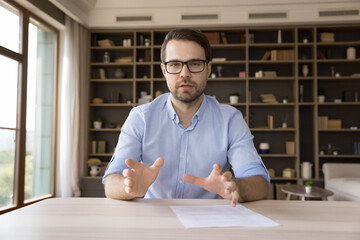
[122,157,164,198]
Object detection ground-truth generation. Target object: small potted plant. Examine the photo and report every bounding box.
[282,96,289,104]
[144,38,151,46]
[281,113,289,128]
[302,34,310,43]
[332,145,339,155]
[93,116,103,129]
[87,158,102,177]
[318,88,326,103]
[229,92,240,104]
[305,180,312,194]
[319,145,325,155]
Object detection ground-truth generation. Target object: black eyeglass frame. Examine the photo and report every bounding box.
[163,59,209,74]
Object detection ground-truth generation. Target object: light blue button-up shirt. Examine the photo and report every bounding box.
[103,93,269,199]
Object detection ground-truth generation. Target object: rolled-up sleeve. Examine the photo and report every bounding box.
[102,108,144,183]
[227,111,270,184]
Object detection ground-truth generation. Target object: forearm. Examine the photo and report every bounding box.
[104,173,136,200]
[233,175,268,202]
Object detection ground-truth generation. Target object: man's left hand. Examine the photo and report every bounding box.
[183,164,240,207]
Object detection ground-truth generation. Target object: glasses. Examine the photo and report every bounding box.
[163,60,208,74]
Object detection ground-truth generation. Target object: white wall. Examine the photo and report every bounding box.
[50,0,360,29]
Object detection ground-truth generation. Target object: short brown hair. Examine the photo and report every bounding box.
[160,29,212,62]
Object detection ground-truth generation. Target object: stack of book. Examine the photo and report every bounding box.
[92,140,106,154]
[320,32,335,42]
[259,94,278,103]
[97,39,115,47]
[261,49,295,61]
[203,32,220,44]
[92,68,106,79]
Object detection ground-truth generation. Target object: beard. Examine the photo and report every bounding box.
[171,79,206,103]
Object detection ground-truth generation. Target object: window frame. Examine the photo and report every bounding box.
[0,0,59,214]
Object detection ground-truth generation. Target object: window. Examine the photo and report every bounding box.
[0,0,20,53]
[0,0,58,213]
[0,55,18,209]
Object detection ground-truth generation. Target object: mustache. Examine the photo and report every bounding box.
[176,79,194,86]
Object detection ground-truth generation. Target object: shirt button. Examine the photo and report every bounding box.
[179,180,183,183]
[180,155,184,158]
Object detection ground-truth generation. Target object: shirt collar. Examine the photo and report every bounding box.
[166,94,177,121]
[165,93,208,123]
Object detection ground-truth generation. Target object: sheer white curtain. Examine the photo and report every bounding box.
[56,16,88,197]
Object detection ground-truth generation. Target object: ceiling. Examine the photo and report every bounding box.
[50,0,360,28]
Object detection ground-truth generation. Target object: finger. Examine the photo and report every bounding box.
[125,159,142,169]
[225,181,238,193]
[231,191,240,207]
[122,168,135,178]
[183,174,206,188]
[124,177,132,187]
[152,157,164,169]
[122,169,130,177]
[212,164,223,174]
[221,171,233,182]
[125,186,132,194]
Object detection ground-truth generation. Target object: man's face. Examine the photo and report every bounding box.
[161,40,211,103]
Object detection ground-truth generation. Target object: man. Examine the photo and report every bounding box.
[103,29,269,207]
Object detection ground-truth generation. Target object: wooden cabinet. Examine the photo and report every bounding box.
[83,25,360,198]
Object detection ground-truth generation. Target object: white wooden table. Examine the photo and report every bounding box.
[281,185,334,200]
[1,198,359,240]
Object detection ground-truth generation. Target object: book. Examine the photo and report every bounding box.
[221,32,228,44]
[92,69,100,79]
[99,68,106,79]
[271,50,277,61]
[317,116,328,129]
[269,49,295,61]
[320,32,335,42]
[92,141,97,154]
[264,71,277,78]
[261,51,271,61]
[92,140,107,153]
[98,141,106,153]
[203,32,220,44]
[267,115,273,129]
[97,39,115,47]
[354,142,359,155]
[145,49,151,62]
[259,94,278,103]
[212,58,227,62]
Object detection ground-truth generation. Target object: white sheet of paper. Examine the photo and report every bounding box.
[170,204,280,228]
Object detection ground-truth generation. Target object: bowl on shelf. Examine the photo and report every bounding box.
[92,98,104,104]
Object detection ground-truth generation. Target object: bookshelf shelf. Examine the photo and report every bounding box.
[83,25,360,199]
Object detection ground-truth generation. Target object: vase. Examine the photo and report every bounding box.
[114,68,124,78]
[282,168,295,178]
[229,96,239,104]
[301,162,313,179]
[305,186,312,194]
[302,65,309,77]
[217,66,223,77]
[277,29,282,44]
[93,121,102,129]
[90,166,101,177]
[347,47,356,60]
[103,52,110,63]
[259,143,270,154]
